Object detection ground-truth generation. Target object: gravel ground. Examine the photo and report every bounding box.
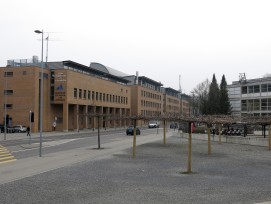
[1,135,271,204]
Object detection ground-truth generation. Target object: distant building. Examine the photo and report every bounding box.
[228,76,271,116]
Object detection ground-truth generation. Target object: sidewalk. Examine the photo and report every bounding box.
[0,127,123,141]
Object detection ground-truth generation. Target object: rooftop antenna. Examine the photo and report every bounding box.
[45,34,49,62]
[239,73,247,84]
[37,32,63,63]
[179,75,182,94]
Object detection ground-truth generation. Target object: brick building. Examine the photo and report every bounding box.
[0,57,190,132]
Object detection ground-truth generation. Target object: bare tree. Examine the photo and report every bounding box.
[190,79,210,115]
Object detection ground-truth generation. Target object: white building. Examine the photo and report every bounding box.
[228,75,271,116]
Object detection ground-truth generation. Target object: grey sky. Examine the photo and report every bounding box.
[1,0,271,93]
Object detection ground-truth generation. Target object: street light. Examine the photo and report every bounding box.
[35,29,44,157]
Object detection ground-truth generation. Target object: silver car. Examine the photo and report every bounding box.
[13,125,27,133]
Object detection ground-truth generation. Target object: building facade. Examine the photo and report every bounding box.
[228,76,271,116]
[0,59,132,132]
[0,57,190,132]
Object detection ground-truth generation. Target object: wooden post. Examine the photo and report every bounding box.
[219,124,222,144]
[133,119,137,158]
[97,116,101,149]
[187,121,192,173]
[163,120,166,145]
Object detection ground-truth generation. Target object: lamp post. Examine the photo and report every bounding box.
[35,29,44,157]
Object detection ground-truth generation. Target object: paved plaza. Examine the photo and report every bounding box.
[1,131,271,204]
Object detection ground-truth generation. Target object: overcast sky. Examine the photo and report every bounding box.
[1,0,271,93]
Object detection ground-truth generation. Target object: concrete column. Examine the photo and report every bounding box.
[74,104,79,132]
[83,105,88,129]
[63,103,69,132]
[92,105,96,130]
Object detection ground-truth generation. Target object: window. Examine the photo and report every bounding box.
[261,84,267,92]
[79,89,82,98]
[74,88,77,98]
[83,90,86,99]
[268,84,271,92]
[254,85,260,93]
[241,100,247,111]
[261,99,267,110]
[254,99,260,110]
[241,86,247,94]
[88,91,90,100]
[96,92,98,100]
[248,86,253,93]
[268,99,271,111]
[4,104,13,109]
[4,90,13,95]
[92,91,95,100]
[4,72,13,77]
[99,93,102,101]
[247,99,253,111]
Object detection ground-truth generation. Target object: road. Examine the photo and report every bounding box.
[1,127,157,159]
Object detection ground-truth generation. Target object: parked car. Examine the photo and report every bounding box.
[148,121,160,128]
[0,124,14,133]
[126,126,140,135]
[170,123,178,129]
[0,124,4,133]
[13,125,27,133]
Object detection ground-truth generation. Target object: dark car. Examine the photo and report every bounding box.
[126,126,140,135]
[0,124,4,133]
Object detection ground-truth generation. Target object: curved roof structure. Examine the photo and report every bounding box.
[90,62,128,77]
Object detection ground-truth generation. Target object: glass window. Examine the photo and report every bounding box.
[261,99,267,110]
[88,91,90,100]
[261,84,267,92]
[74,88,77,98]
[4,90,13,95]
[96,92,98,100]
[79,89,82,98]
[254,99,260,110]
[241,100,247,111]
[268,99,271,111]
[247,99,253,111]
[4,104,13,109]
[254,85,260,93]
[4,72,13,77]
[248,86,253,93]
[83,90,86,99]
[268,84,271,92]
[241,86,247,94]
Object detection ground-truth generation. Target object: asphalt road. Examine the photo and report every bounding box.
[1,130,271,204]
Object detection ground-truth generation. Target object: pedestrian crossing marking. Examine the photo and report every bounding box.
[0,145,16,165]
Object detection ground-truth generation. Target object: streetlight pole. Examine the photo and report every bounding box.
[4,69,7,140]
[35,29,44,157]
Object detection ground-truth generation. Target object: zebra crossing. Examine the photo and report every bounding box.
[0,145,16,164]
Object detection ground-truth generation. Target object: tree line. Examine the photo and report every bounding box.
[190,74,231,115]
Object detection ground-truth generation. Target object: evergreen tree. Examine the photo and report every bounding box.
[219,75,231,114]
[207,74,220,114]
